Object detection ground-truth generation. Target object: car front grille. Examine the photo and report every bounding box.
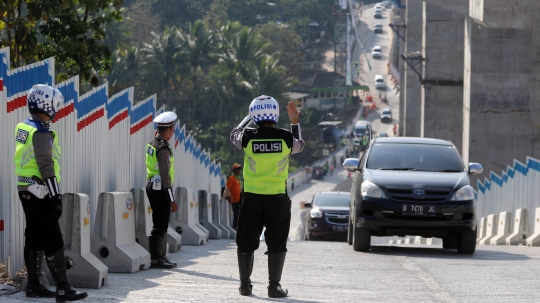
[386,188,451,202]
[325,212,349,225]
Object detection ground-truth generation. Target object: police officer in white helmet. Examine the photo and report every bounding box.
[145,111,178,269]
[14,84,88,302]
[230,96,304,298]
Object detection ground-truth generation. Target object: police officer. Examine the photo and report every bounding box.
[14,84,88,302]
[146,111,178,269]
[230,96,304,298]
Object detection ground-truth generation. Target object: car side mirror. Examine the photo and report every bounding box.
[343,158,360,171]
[302,202,312,209]
[468,162,483,175]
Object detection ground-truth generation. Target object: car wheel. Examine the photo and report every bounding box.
[442,237,457,249]
[457,229,477,255]
[347,219,353,245]
[307,231,318,241]
[353,225,371,252]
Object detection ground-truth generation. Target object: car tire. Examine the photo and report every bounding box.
[442,237,457,249]
[307,231,318,241]
[457,229,477,255]
[347,219,353,245]
[353,225,371,252]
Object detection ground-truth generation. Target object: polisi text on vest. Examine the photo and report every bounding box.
[252,141,282,153]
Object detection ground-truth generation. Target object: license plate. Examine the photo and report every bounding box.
[402,204,436,216]
[332,225,348,231]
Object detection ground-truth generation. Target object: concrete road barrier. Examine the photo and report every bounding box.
[220,199,237,239]
[526,208,540,247]
[167,227,182,252]
[477,217,486,242]
[414,236,426,244]
[44,193,107,288]
[426,238,441,245]
[131,188,152,252]
[388,240,394,244]
[396,240,403,244]
[91,192,151,273]
[490,212,512,246]
[404,238,412,244]
[192,189,210,241]
[198,190,221,239]
[210,194,229,239]
[478,214,499,246]
[170,187,206,246]
[506,209,529,246]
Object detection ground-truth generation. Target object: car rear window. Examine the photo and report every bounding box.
[315,194,350,207]
[366,143,464,172]
[376,79,384,82]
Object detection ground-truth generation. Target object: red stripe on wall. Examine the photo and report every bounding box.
[54,103,75,122]
[0,220,4,231]
[7,96,27,113]
[130,115,153,135]
[0,79,3,91]
[77,108,105,132]
[108,110,129,129]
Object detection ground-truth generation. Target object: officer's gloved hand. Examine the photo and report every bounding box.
[50,194,63,220]
[170,202,178,213]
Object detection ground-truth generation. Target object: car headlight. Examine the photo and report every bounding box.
[450,185,475,201]
[361,181,387,199]
[310,208,323,218]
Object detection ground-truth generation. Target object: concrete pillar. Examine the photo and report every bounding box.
[421,3,465,150]
[530,18,540,159]
[463,17,532,177]
[403,0,423,137]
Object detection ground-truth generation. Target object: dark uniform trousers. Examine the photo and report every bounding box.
[236,192,291,254]
[19,191,64,254]
[146,183,171,235]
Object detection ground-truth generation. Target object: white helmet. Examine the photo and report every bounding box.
[27,84,63,120]
[249,95,279,124]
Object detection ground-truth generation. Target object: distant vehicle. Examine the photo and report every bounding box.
[373,9,382,18]
[377,132,388,137]
[374,75,386,89]
[381,107,392,122]
[343,137,483,254]
[374,23,383,33]
[381,1,390,8]
[354,120,372,138]
[372,45,382,58]
[303,192,350,241]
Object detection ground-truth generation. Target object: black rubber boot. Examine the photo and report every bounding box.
[159,233,177,267]
[237,250,254,296]
[25,248,55,298]
[45,248,88,302]
[150,234,175,269]
[268,252,288,298]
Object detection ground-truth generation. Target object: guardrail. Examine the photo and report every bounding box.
[0,47,223,277]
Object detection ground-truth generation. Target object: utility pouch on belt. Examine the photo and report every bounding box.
[27,184,49,199]
[151,175,162,190]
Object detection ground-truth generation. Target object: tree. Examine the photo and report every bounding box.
[0,0,124,83]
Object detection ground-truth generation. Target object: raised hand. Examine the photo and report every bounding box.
[286,101,300,124]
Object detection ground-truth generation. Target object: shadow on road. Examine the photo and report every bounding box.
[369,245,531,261]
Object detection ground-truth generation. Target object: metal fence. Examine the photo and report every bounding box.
[0,47,224,277]
[475,157,540,229]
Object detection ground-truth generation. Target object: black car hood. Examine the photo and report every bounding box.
[365,169,469,190]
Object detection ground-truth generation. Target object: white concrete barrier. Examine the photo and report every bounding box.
[210,194,229,239]
[396,240,403,244]
[478,214,499,246]
[131,188,152,252]
[388,240,394,244]
[220,199,236,239]
[192,189,210,241]
[170,187,206,246]
[477,217,486,242]
[198,190,221,239]
[506,209,529,246]
[404,238,412,244]
[44,193,108,288]
[526,208,540,247]
[426,238,441,245]
[490,212,513,246]
[91,192,151,273]
[414,236,426,244]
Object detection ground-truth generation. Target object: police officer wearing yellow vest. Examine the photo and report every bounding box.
[146,111,178,269]
[230,96,304,298]
[14,84,88,302]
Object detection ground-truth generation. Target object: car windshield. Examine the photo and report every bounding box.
[355,127,366,135]
[315,193,350,207]
[376,79,384,82]
[366,143,464,172]
[382,109,391,114]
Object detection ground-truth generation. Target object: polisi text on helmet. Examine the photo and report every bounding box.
[250,103,276,112]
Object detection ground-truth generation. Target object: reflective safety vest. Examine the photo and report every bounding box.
[242,139,291,195]
[14,120,61,185]
[146,143,175,184]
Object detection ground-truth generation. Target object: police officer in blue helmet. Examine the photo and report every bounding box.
[14,84,88,302]
[230,96,304,298]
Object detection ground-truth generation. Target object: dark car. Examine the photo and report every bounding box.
[343,137,483,254]
[303,192,350,241]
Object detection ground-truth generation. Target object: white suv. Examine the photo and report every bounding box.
[374,75,385,89]
[372,46,382,58]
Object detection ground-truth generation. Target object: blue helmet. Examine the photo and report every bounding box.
[27,84,63,120]
[249,95,279,124]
